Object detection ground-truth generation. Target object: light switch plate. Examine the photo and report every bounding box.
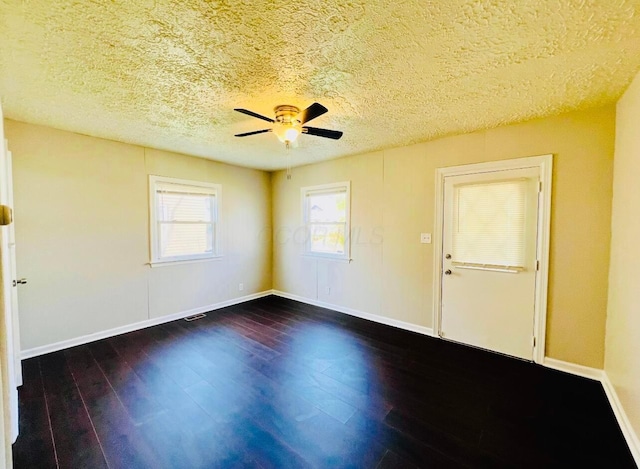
[420,233,431,244]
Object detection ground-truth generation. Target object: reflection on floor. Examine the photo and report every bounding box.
[13,296,636,468]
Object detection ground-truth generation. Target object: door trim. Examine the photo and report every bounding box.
[432,154,553,364]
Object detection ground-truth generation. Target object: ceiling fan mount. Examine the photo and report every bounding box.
[274,105,301,125]
[233,102,343,146]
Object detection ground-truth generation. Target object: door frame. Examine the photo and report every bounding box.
[0,129,20,440]
[432,154,553,364]
[4,140,21,388]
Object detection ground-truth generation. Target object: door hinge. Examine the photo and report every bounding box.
[0,205,12,226]
[536,260,540,271]
[538,181,542,193]
[533,336,536,347]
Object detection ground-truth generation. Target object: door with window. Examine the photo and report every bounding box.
[440,166,540,360]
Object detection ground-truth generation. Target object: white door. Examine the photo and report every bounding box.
[4,140,22,389]
[0,111,21,442]
[440,166,540,360]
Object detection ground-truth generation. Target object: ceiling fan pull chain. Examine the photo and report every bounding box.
[286,154,292,180]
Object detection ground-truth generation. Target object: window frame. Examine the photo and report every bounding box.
[301,181,351,261]
[149,175,222,266]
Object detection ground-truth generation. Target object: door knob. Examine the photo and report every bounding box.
[444,270,452,275]
[14,278,27,285]
[445,254,451,259]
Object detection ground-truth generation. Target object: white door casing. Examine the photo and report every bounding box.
[433,155,553,363]
[5,140,22,388]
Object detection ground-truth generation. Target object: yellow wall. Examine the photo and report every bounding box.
[606,71,640,439]
[273,105,616,368]
[5,120,272,350]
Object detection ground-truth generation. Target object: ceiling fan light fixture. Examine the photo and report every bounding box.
[274,123,301,143]
[284,126,300,142]
[234,102,342,145]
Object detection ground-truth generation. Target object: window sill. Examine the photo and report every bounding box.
[302,254,352,263]
[148,256,223,268]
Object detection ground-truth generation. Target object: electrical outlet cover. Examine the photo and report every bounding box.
[420,233,432,244]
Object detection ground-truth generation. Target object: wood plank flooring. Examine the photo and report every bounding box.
[12,296,637,468]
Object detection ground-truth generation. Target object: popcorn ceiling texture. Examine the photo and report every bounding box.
[1,0,639,170]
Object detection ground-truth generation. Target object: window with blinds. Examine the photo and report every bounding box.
[302,182,351,259]
[452,179,527,268]
[149,176,220,263]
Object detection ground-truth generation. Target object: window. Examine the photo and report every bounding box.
[452,179,527,267]
[149,176,220,264]
[302,182,350,259]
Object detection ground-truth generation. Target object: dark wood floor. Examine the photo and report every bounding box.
[12,296,636,468]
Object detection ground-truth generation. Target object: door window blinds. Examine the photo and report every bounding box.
[452,179,527,267]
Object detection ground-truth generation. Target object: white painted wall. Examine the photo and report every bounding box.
[5,120,272,351]
[605,70,640,441]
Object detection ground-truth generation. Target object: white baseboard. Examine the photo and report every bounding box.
[20,290,273,360]
[271,290,434,337]
[601,373,640,464]
[543,357,639,466]
[542,357,604,381]
[21,289,639,466]
[269,295,636,464]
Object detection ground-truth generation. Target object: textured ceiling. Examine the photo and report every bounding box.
[1,1,640,170]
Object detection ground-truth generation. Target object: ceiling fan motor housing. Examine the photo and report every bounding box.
[234,102,342,141]
[274,105,301,125]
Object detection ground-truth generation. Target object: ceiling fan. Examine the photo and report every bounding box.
[234,102,343,148]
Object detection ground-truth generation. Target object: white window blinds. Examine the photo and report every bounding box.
[452,179,527,267]
[151,178,219,263]
[302,182,351,259]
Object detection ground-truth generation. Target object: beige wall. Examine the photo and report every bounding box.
[3,104,618,369]
[5,120,272,350]
[273,106,616,368]
[605,71,640,439]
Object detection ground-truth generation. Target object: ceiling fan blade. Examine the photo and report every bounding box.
[234,129,272,137]
[234,108,275,123]
[298,103,328,125]
[302,126,343,140]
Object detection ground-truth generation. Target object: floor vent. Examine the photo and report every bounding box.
[184,313,207,322]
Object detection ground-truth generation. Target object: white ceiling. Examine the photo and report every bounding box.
[1,1,640,171]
